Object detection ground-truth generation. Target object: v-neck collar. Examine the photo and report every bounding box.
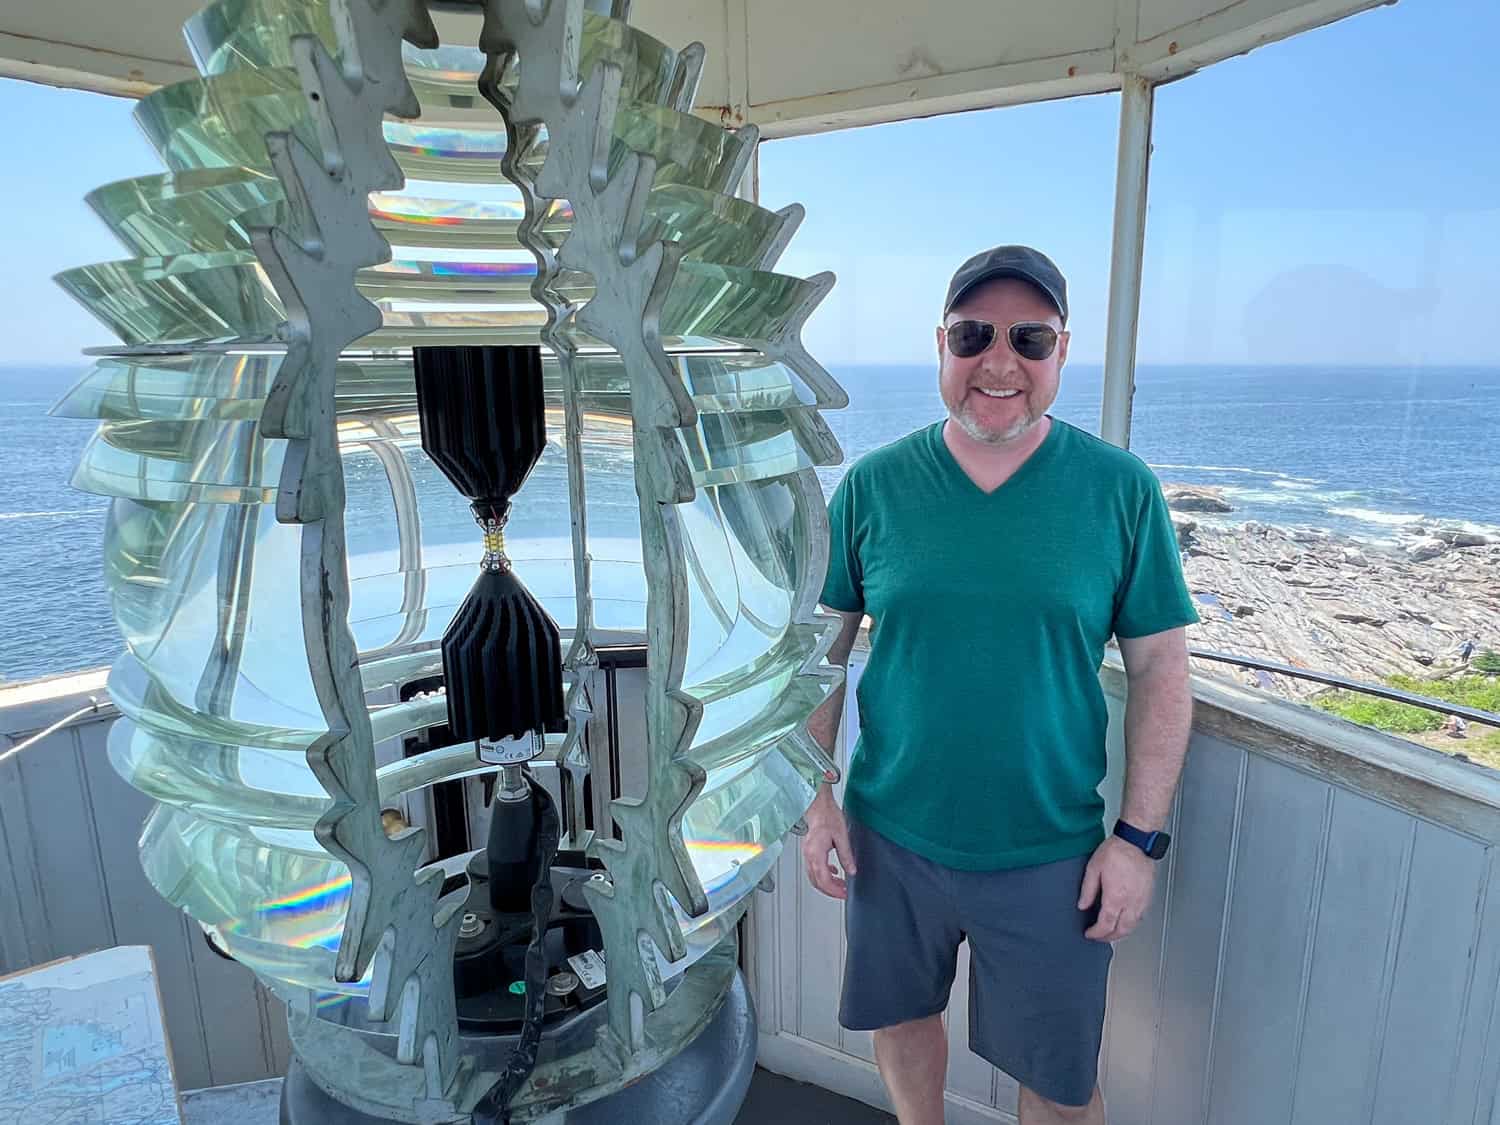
[930,415,1064,498]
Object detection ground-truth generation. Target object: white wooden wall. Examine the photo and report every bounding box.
[0,677,291,1092]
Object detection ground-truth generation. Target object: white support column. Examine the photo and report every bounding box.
[1100,74,1155,449]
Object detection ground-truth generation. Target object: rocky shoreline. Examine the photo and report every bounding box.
[1164,485,1500,699]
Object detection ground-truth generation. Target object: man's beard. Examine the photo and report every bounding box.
[952,396,1038,445]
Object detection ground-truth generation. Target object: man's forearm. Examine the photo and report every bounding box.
[807,683,846,756]
[1119,666,1193,831]
[807,610,865,758]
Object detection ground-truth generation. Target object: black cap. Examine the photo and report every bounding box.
[943,245,1068,323]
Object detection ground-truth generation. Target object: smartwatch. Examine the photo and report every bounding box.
[1113,819,1170,860]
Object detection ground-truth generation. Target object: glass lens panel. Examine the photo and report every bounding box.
[88,168,283,256]
[51,354,283,422]
[138,804,356,992]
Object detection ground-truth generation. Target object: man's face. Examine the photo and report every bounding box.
[936,278,1069,446]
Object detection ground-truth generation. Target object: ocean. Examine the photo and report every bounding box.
[3,362,1497,683]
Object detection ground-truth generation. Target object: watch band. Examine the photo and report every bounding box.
[1113,818,1170,860]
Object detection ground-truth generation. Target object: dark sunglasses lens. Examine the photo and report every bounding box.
[1009,323,1058,361]
[947,320,995,358]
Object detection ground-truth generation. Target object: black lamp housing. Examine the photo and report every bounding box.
[413,345,566,743]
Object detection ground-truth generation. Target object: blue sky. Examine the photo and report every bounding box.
[2,0,1496,368]
[760,0,1500,366]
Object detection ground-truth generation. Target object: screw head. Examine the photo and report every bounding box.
[546,972,579,997]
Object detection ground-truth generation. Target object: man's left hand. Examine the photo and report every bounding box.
[1078,836,1157,942]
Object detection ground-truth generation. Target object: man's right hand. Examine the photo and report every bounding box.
[801,784,857,899]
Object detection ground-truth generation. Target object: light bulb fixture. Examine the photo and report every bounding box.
[413,343,564,745]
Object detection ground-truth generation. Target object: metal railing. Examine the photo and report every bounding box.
[1188,647,1500,727]
[0,695,102,765]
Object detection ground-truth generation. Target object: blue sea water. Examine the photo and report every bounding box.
[2,362,1497,683]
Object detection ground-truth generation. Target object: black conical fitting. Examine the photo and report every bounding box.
[413,346,565,743]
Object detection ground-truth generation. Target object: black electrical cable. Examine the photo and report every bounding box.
[471,780,561,1125]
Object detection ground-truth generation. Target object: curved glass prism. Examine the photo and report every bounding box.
[53,350,833,430]
[56,250,282,346]
[88,168,283,257]
[112,707,561,833]
[58,250,824,354]
[74,420,283,503]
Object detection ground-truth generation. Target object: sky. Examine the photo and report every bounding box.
[0,0,1496,369]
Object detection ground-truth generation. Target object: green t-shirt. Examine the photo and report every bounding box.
[821,418,1198,870]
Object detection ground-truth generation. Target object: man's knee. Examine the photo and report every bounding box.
[1019,1084,1097,1121]
[873,1013,945,1052]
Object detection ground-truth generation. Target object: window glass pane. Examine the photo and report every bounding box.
[757,93,1121,496]
[0,80,161,683]
[1138,0,1500,763]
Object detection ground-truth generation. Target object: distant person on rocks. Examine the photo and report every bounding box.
[801,246,1198,1125]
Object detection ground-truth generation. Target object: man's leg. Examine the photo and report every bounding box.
[838,819,963,1125]
[958,856,1113,1121]
[1018,1083,1105,1125]
[872,1014,948,1125]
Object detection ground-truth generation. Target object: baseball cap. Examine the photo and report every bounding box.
[943,245,1068,323]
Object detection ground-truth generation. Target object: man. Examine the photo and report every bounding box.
[802,246,1197,1125]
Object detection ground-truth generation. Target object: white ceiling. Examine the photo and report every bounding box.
[0,0,1391,133]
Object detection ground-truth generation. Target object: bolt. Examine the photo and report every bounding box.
[546,972,579,997]
[380,808,408,837]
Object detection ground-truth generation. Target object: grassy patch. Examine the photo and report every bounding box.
[1475,651,1500,675]
[1314,692,1443,733]
[1314,674,1500,733]
[1453,729,1500,772]
[1387,673,1500,713]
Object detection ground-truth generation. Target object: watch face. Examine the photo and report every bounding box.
[1147,832,1171,860]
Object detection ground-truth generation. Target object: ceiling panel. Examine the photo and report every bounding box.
[0,0,1390,133]
[744,0,1117,107]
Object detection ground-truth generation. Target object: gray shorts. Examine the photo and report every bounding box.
[839,817,1112,1108]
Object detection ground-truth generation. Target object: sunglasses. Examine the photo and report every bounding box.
[942,319,1060,361]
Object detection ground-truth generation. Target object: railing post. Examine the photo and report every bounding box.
[1101,73,1155,449]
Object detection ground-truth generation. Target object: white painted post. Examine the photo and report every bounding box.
[1100,74,1155,450]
